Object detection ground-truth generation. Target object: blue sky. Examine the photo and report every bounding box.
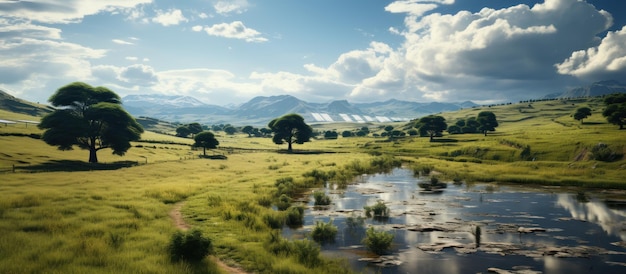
[1,0,625,106]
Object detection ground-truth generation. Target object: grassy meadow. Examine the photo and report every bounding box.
[1,97,625,273]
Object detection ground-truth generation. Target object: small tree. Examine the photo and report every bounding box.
[223,125,237,135]
[268,113,313,152]
[324,130,338,139]
[573,107,592,124]
[602,93,626,129]
[187,123,203,137]
[242,125,255,137]
[176,126,191,137]
[477,111,499,136]
[38,82,143,163]
[463,117,480,133]
[193,131,219,156]
[447,125,462,134]
[417,115,447,141]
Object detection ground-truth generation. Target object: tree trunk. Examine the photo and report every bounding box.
[287,141,293,152]
[203,147,206,156]
[89,147,98,163]
[429,134,434,142]
[484,131,487,136]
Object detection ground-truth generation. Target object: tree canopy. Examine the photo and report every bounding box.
[603,93,626,129]
[477,111,499,136]
[193,131,219,156]
[573,107,592,124]
[268,113,313,152]
[38,82,143,163]
[416,115,447,141]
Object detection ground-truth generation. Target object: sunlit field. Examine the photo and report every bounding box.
[1,97,625,273]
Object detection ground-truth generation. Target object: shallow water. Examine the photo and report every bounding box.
[283,168,626,273]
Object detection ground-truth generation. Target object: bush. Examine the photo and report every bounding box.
[275,177,296,197]
[167,229,212,262]
[311,219,337,243]
[313,191,331,206]
[362,227,394,255]
[285,206,304,227]
[292,240,321,268]
[263,212,285,229]
[302,169,330,184]
[275,194,291,211]
[591,143,622,162]
[363,200,389,218]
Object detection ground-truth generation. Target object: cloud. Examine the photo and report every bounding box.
[214,0,250,15]
[195,21,267,42]
[346,0,615,102]
[92,64,158,87]
[152,9,187,26]
[0,0,152,23]
[0,25,106,85]
[112,39,134,45]
[385,2,438,17]
[556,26,626,81]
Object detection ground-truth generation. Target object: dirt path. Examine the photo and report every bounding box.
[169,202,248,274]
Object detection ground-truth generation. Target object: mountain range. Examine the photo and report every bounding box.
[122,94,478,126]
[1,80,625,126]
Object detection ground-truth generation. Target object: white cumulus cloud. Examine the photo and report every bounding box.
[152,9,187,26]
[198,21,267,42]
[556,26,626,81]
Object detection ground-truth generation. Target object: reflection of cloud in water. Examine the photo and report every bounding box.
[556,194,626,240]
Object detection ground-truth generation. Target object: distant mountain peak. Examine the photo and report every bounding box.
[556,80,626,98]
[123,94,207,108]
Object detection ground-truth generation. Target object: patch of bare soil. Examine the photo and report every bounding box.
[169,202,248,274]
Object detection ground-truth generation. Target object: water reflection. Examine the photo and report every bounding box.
[284,168,626,273]
[556,194,626,241]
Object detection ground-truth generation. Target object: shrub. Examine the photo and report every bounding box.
[275,194,291,211]
[292,240,321,268]
[265,230,292,256]
[313,191,331,206]
[591,143,622,162]
[363,200,389,218]
[167,229,212,262]
[263,212,285,229]
[302,169,330,184]
[412,164,433,176]
[362,227,394,255]
[257,195,272,207]
[285,206,304,227]
[311,219,337,243]
[275,177,296,197]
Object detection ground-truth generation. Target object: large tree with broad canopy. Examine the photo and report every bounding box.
[38,82,143,163]
[193,131,219,156]
[416,115,447,141]
[477,111,499,136]
[268,113,313,152]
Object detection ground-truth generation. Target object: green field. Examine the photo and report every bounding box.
[0,97,624,273]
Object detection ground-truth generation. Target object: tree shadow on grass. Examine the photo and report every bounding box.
[16,160,138,172]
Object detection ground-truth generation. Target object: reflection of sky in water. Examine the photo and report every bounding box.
[284,168,626,273]
[556,194,626,241]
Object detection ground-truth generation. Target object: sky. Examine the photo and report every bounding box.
[1,0,625,106]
